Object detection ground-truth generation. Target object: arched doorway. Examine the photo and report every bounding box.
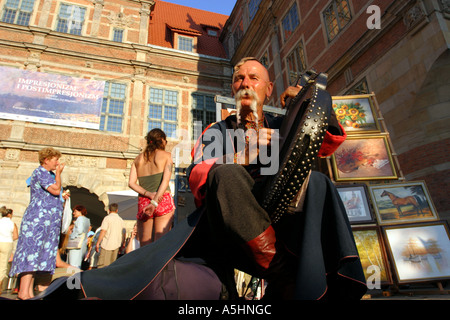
[67,186,107,231]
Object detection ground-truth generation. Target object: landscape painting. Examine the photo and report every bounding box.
[383,221,450,283]
[353,227,392,284]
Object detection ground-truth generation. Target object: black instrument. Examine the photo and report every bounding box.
[262,70,332,223]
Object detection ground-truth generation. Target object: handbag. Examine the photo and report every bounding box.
[61,197,72,234]
[66,233,86,250]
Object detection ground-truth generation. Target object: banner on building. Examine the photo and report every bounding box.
[0,66,105,129]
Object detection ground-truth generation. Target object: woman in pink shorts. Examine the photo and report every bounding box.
[128,129,175,246]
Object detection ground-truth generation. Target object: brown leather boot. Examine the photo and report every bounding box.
[242,226,296,299]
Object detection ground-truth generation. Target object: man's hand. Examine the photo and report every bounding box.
[280,85,302,108]
[236,128,275,165]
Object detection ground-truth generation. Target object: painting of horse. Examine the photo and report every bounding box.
[380,190,424,216]
[369,181,439,225]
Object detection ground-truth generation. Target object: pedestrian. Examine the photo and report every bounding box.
[128,128,175,246]
[66,205,90,269]
[9,147,67,300]
[85,227,101,270]
[95,203,125,268]
[0,207,18,294]
[125,223,140,254]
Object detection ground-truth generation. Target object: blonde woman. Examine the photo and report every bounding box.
[9,147,67,300]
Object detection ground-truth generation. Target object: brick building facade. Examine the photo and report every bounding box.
[0,0,230,229]
[221,0,449,221]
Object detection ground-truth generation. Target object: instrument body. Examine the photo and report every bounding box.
[262,71,332,223]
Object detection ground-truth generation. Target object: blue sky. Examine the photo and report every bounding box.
[161,0,237,16]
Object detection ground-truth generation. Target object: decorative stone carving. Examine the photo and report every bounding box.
[140,3,152,17]
[61,155,99,167]
[24,51,41,70]
[403,1,427,29]
[107,10,135,28]
[68,175,78,184]
[441,0,450,13]
[5,149,20,161]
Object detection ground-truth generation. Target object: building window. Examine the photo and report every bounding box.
[56,3,86,36]
[207,29,218,37]
[282,2,300,42]
[346,78,370,95]
[112,28,124,42]
[148,88,178,139]
[323,0,352,42]
[100,82,127,133]
[1,0,35,26]
[248,0,261,21]
[233,19,244,51]
[260,51,269,69]
[178,35,194,52]
[192,93,216,132]
[286,41,307,85]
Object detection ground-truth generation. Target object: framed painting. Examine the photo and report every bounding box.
[369,181,439,225]
[332,94,380,134]
[331,135,397,181]
[382,221,450,283]
[336,184,375,224]
[353,226,393,285]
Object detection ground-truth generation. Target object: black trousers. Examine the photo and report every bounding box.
[185,164,367,300]
[206,164,271,244]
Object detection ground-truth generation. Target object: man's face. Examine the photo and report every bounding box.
[232,60,273,121]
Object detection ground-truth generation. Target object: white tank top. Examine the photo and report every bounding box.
[0,217,14,243]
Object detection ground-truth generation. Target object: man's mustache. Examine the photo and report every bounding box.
[235,88,259,102]
[235,89,259,124]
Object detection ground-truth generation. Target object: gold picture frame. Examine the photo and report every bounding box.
[331,135,397,181]
[353,226,393,285]
[369,181,439,225]
[382,221,450,284]
[332,94,380,134]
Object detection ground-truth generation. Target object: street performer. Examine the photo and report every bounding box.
[184,57,367,300]
[37,57,366,301]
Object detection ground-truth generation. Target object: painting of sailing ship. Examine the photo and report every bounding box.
[383,221,450,283]
[369,181,439,225]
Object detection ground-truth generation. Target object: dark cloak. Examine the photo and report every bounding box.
[38,170,366,300]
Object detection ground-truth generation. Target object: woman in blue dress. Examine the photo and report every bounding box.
[67,205,91,269]
[9,147,66,300]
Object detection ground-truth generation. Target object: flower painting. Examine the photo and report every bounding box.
[332,95,380,134]
[331,135,397,181]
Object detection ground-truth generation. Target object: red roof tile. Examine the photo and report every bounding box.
[148,0,229,58]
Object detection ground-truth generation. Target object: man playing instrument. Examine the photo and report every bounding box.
[39,57,366,301]
[186,57,366,299]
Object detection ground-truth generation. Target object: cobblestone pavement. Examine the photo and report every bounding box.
[2,283,449,300]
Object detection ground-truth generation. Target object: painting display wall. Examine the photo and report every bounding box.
[330,94,444,288]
